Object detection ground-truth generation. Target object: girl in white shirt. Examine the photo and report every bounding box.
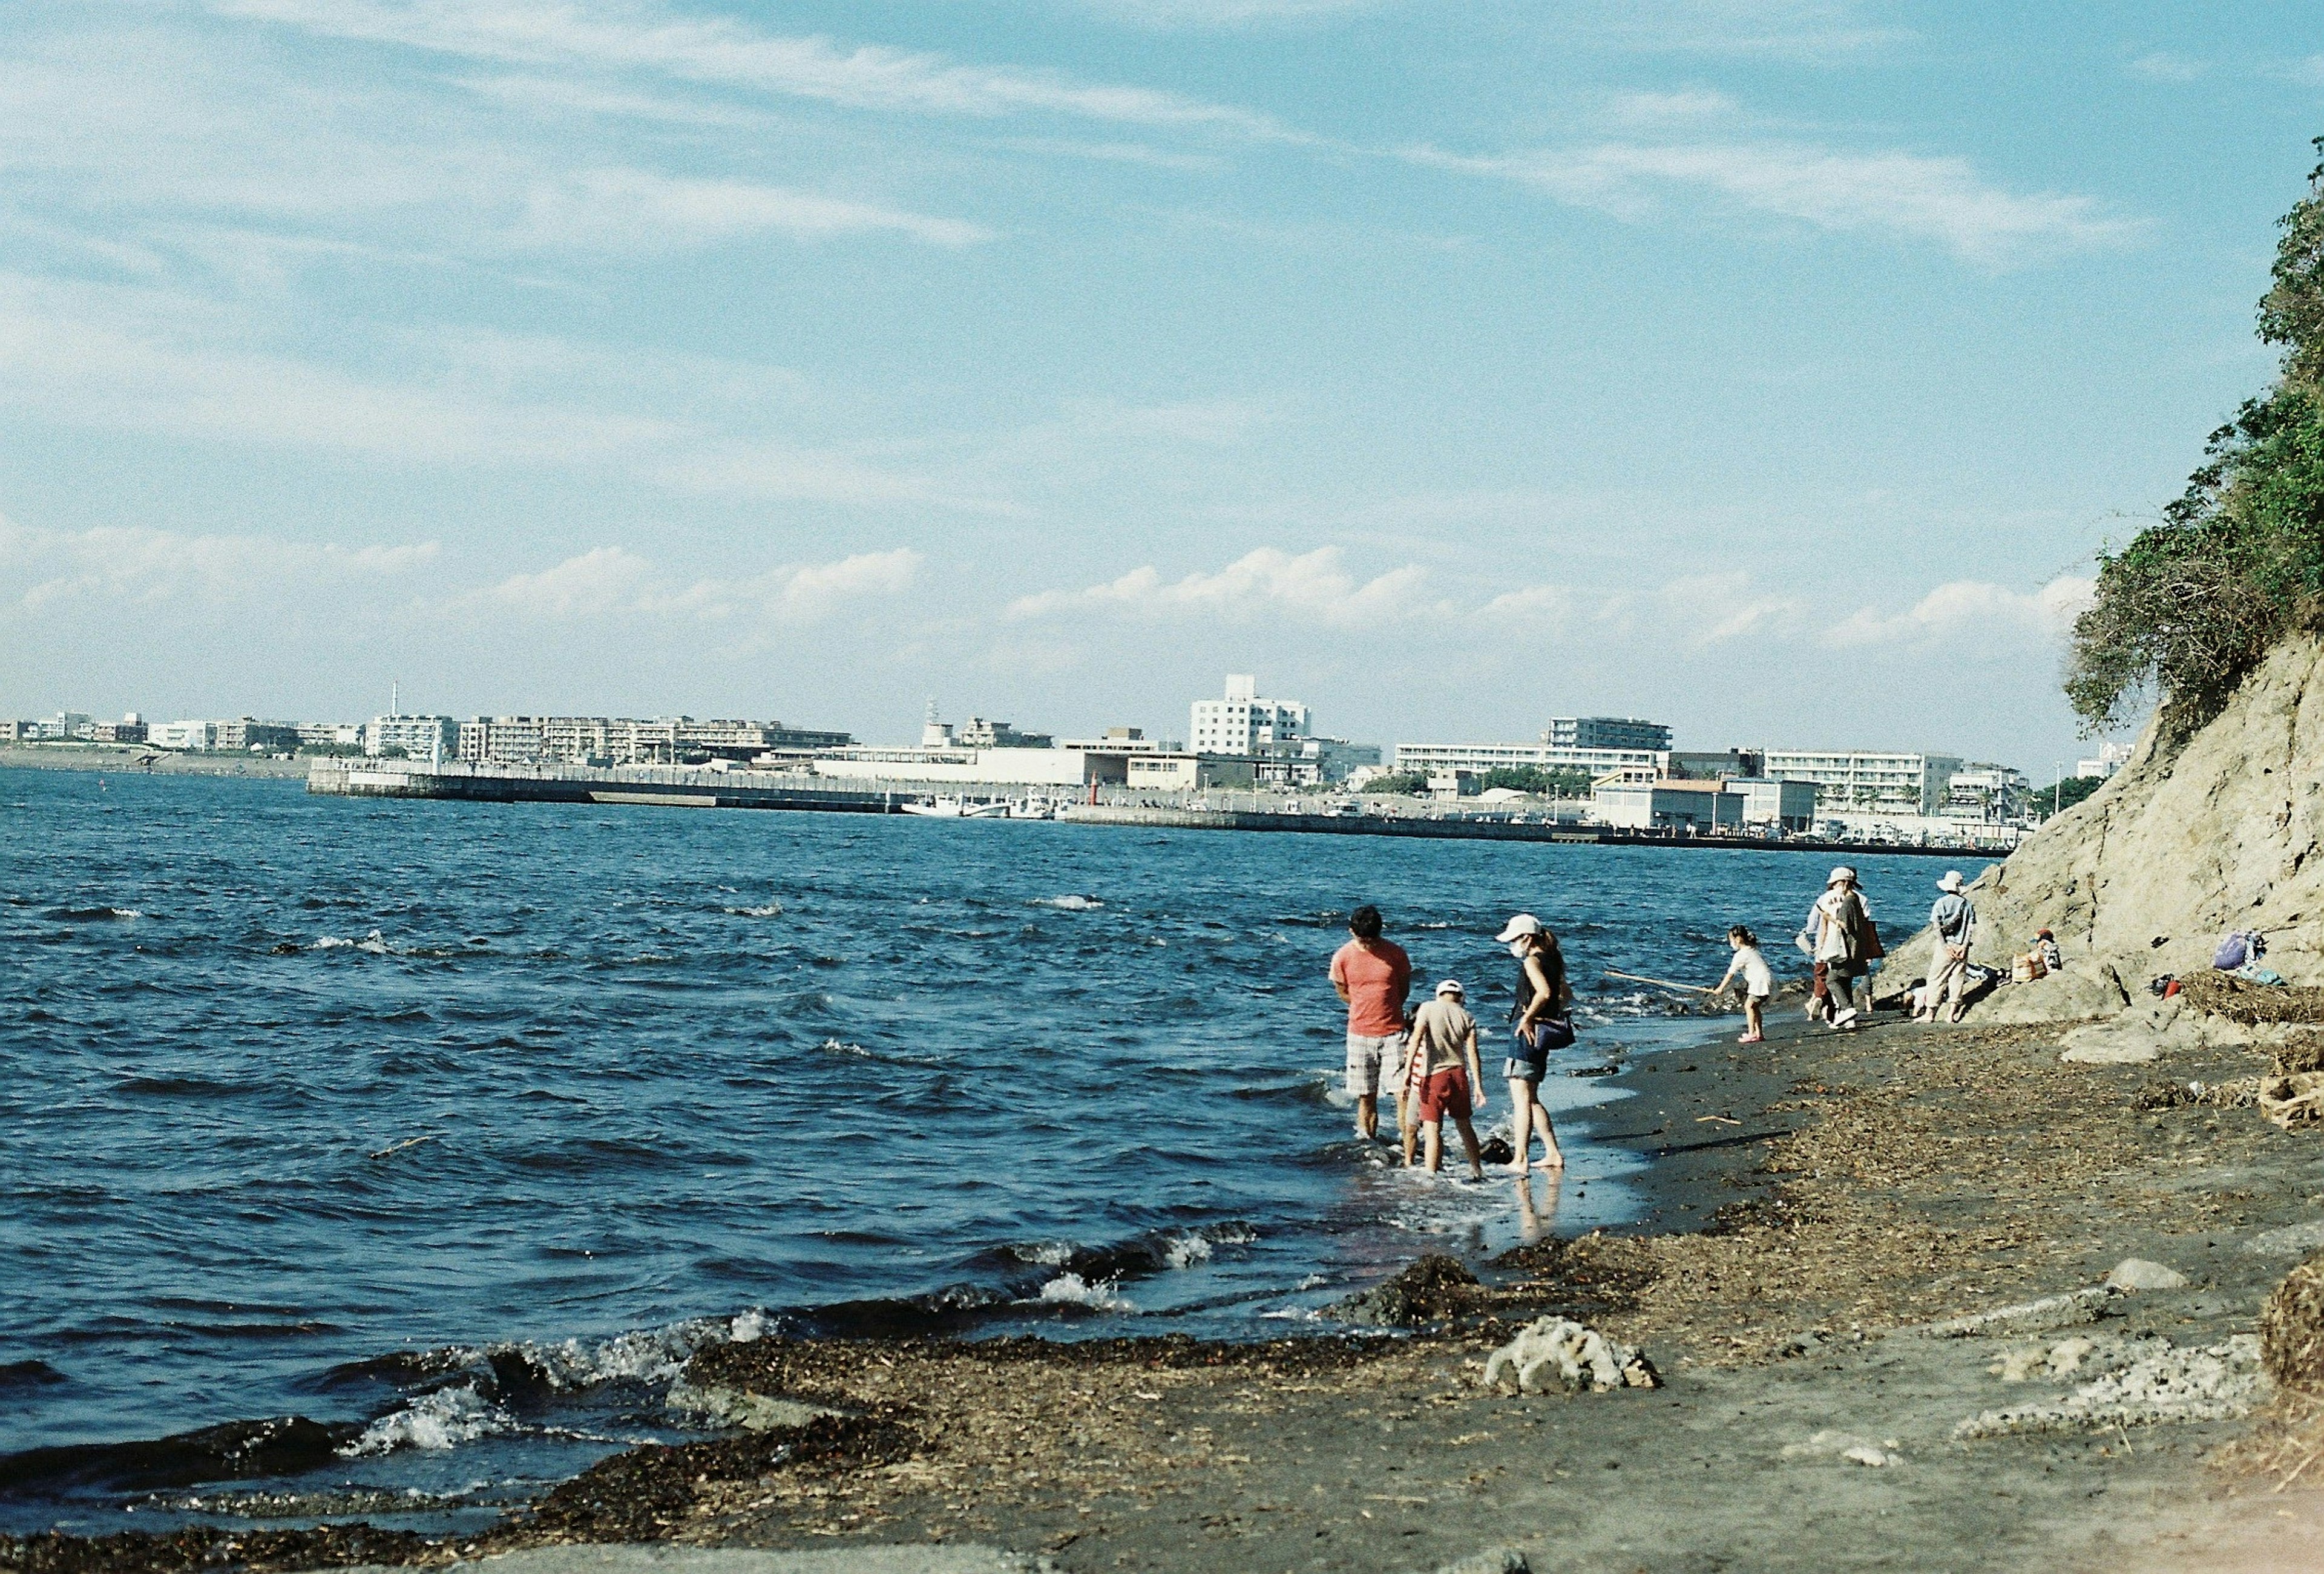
[1716,925,1774,1044]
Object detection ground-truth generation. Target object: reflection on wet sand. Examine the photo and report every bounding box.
[1512,1169,1563,1244]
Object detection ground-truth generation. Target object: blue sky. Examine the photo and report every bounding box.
[2,1,2319,769]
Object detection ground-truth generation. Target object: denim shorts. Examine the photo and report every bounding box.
[1503,1038,1549,1084]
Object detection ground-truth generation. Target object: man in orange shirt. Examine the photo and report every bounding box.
[1329,904,1412,1143]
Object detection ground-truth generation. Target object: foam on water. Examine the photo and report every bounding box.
[342,1385,514,1457]
[1034,1274,1135,1312]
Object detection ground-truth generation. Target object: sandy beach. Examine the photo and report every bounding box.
[12,995,2322,1574]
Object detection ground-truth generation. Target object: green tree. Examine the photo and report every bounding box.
[1362,771,1430,795]
[2068,139,2324,736]
[1478,765,1594,797]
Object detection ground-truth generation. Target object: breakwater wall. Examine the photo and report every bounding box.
[1057,802,2003,858]
[306,758,898,813]
[304,761,2014,859]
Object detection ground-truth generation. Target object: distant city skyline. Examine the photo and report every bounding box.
[5,2,2311,765]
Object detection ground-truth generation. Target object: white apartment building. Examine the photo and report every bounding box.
[459,716,547,764]
[368,714,458,761]
[1543,716,1672,752]
[149,720,214,750]
[1945,764,2030,822]
[1393,741,1672,778]
[2075,741,2135,779]
[1190,675,1308,755]
[1761,749,1965,816]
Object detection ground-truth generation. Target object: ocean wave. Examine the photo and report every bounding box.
[313,930,391,955]
[0,1416,360,1498]
[1031,1273,1135,1313]
[500,1316,735,1391]
[1030,894,1105,911]
[0,1360,67,1390]
[340,1383,512,1457]
[723,904,784,918]
[996,1223,1257,1287]
[45,906,143,922]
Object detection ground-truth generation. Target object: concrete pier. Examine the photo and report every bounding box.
[306,758,899,813]
[1055,802,1994,857]
[304,760,2005,858]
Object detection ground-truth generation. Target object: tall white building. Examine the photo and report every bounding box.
[1760,749,1965,816]
[1190,675,1308,755]
[368,715,458,761]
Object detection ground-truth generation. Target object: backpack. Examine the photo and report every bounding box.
[2214,931,2267,971]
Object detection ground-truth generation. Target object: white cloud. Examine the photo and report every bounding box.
[1587,0,1914,59]
[1006,546,1436,626]
[0,516,438,614]
[215,0,1294,139]
[1607,88,1741,126]
[1074,0,1389,27]
[1058,396,1272,445]
[1410,140,2138,264]
[1822,574,2092,648]
[1476,583,1577,624]
[511,169,989,251]
[470,545,924,623]
[2125,51,2208,82]
[0,275,993,511]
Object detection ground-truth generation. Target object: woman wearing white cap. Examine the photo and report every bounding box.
[1494,914,1568,1172]
[1916,871,1976,1024]
[1813,868,1871,1029]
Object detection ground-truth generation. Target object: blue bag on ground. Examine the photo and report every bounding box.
[2214,930,2268,971]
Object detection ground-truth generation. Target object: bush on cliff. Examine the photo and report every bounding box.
[2068,140,2324,736]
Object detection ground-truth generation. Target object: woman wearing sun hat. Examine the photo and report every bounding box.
[1917,870,1976,1024]
[1495,913,1568,1172]
[1813,867,1871,1029]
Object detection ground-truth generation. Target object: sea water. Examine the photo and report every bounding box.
[0,767,1952,1533]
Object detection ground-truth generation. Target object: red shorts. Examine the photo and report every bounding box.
[1416,1067,1471,1123]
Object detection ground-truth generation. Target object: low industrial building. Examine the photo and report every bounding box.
[1590,778,1745,832]
[1728,776,1819,832]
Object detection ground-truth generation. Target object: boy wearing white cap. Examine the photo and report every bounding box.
[1400,980,1486,1179]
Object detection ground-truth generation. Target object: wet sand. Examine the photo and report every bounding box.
[11,1003,2324,1573]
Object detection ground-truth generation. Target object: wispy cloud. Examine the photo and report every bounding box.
[1823,575,2092,648]
[510,168,990,251]
[216,0,1296,139]
[2125,51,2208,83]
[470,544,923,622]
[1073,0,1390,28]
[1606,88,1741,126]
[0,275,995,511]
[1007,546,1437,626]
[1587,0,1915,60]
[1409,140,2139,264]
[0,516,438,614]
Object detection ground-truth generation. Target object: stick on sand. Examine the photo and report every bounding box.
[1604,968,1715,994]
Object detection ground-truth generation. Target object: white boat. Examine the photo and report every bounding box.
[1008,796,1055,820]
[901,795,1010,819]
